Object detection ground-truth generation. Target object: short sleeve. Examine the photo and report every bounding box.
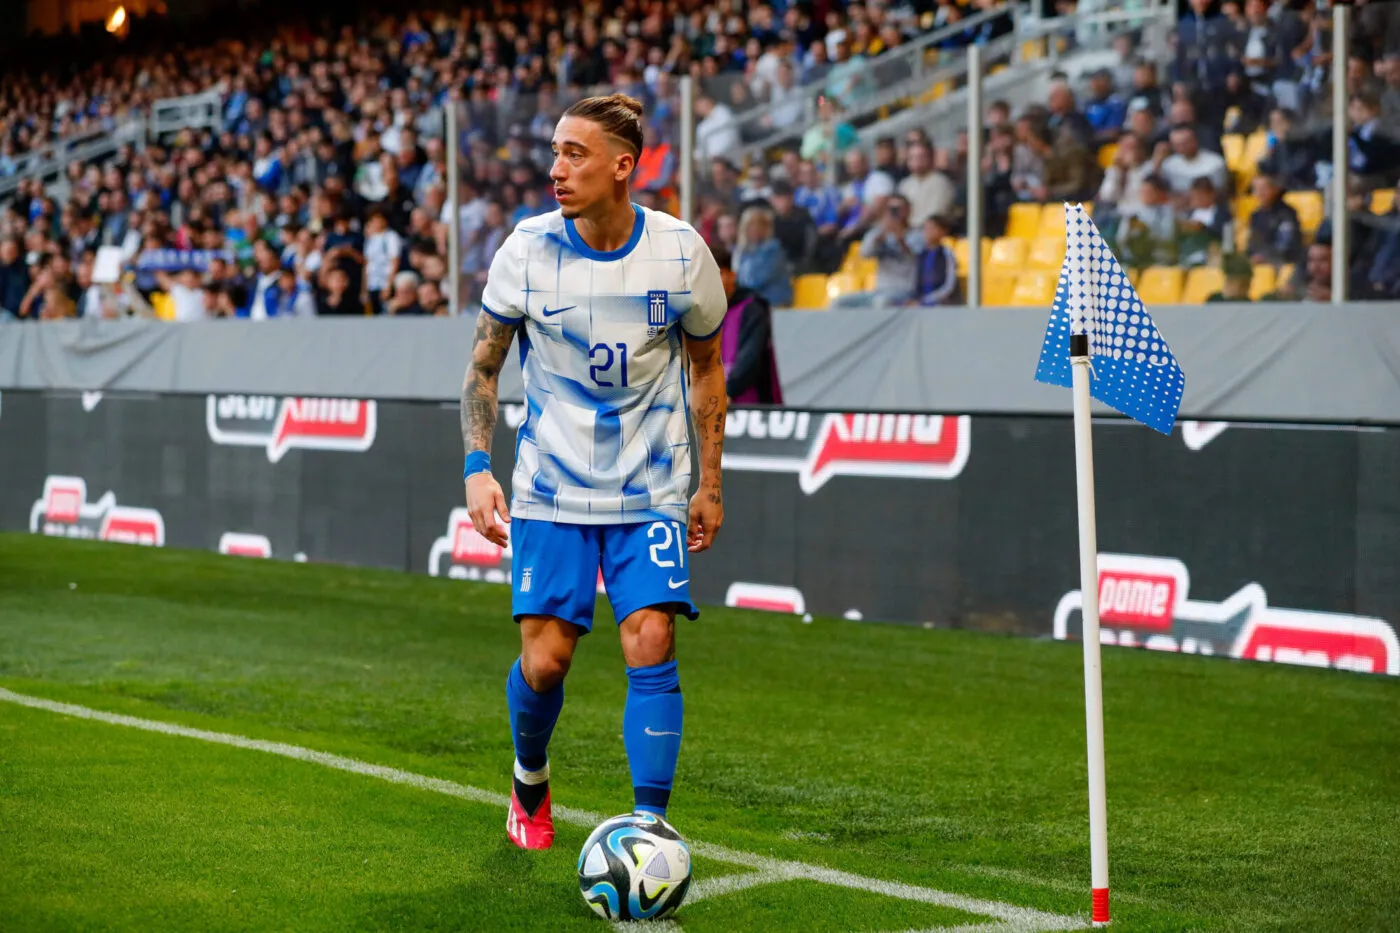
[479,232,524,322]
[681,234,727,340]
[863,171,895,203]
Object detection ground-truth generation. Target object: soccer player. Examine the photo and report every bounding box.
[459,94,729,850]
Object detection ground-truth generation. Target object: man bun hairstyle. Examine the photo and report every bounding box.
[564,93,645,159]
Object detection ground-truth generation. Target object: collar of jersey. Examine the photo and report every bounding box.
[563,203,645,262]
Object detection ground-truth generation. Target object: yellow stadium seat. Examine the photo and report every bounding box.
[1249,264,1276,300]
[1097,143,1118,170]
[845,241,862,264]
[1373,189,1396,214]
[1234,195,1259,250]
[981,272,1019,307]
[826,272,866,300]
[1182,267,1225,305]
[1005,203,1042,241]
[1283,190,1324,236]
[1128,267,1141,287]
[1027,237,1065,270]
[1038,202,1067,240]
[1136,266,1185,305]
[1021,38,1046,61]
[952,237,994,273]
[1010,270,1058,307]
[1278,263,1295,290]
[151,291,175,320]
[1222,134,1246,172]
[988,236,1029,271]
[842,253,878,285]
[792,274,830,309]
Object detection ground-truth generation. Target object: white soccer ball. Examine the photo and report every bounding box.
[577,812,692,921]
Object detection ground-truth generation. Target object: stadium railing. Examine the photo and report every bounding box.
[0,87,223,203]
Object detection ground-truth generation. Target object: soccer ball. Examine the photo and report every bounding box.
[577,812,692,921]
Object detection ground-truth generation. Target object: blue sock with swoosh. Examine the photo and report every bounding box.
[508,658,563,814]
[623,660,683,817]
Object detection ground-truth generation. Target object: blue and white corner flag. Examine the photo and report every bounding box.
[1034,204,1186,434]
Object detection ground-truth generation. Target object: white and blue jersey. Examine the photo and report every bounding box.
[481,204,727,527]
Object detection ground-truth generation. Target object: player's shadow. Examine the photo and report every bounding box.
[347,838,628,931]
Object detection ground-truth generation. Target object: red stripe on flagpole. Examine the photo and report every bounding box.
[1092,887,1110,924]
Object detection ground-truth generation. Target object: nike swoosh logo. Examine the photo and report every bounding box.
[667,578,688,589]
[518,728,550,738]
[644,727,681,737]
[541,304,575,317]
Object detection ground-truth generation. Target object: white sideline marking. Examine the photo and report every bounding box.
[0,688,1088,932]
[686,868,791,903]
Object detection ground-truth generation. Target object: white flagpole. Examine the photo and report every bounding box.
[1070,331,1111,927]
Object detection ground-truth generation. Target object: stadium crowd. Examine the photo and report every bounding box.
[1,0,1399,321]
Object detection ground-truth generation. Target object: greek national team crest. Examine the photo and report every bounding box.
[647,289,669,337]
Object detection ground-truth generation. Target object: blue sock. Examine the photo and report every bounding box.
[507,658,564,772]
[623,660,683,817]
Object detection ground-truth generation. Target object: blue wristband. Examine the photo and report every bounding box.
[464,451,491,479]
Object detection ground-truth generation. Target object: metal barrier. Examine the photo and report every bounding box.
[0,87,224,203]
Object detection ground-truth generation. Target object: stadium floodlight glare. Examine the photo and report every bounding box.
[1033,203,1187,927]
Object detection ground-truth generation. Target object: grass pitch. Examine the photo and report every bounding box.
[1,534,1397,932]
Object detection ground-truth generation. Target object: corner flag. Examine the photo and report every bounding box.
[1034,204,1186,434]
[1031,204,1187,928]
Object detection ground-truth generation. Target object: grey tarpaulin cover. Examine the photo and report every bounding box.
[2,304,1399,423]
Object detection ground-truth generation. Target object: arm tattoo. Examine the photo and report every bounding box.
[687,343,728,493]
[461,311,519,456]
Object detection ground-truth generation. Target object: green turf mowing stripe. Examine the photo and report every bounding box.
[0,687,1088,932]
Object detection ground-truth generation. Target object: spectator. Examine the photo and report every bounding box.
[269,265,315,318]
[874,137,905,185]
[800,95,859,163]
[150,268,207,322]
[461,201,509,301]
[1125,60,1173,122]
[1176,0,1236,93]
[1349,90,1400,186]
[0,237,29,318]
[387,270,428,315]
[316,263,365,316]
[733,205,793,309]
[1045,124,1103,202]
[248,239,285,320]
[1239,0,1282,92]
[859,194,919,304]
[1011,115,1050,203]
[983,125,1019,238]
[1084,70,1127,145]
[417,279,448,316]
[1096,133,1153,233]
[1177,176,1230,266]
[710,244,782,405]
[1166,98,1223,156]
[1258,107,1320,189]
[1247,174,1304,266]
[769,181,818,274]
[1158,126,1229,197]
[898,142,958,227]
[1360,184,1400,298]
[793,160,843,273]
[912,216,961,307]
[1047,81,1096,149]
[1300,241,1340,302]
[362,209,403,314]
[1381,53,1400,137]
[838,148,896,245]
[694,94,741,164]
[1206,254,1255,301]
[1117,175,1179,268]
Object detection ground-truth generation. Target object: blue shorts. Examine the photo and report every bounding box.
[511,518,700,633]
